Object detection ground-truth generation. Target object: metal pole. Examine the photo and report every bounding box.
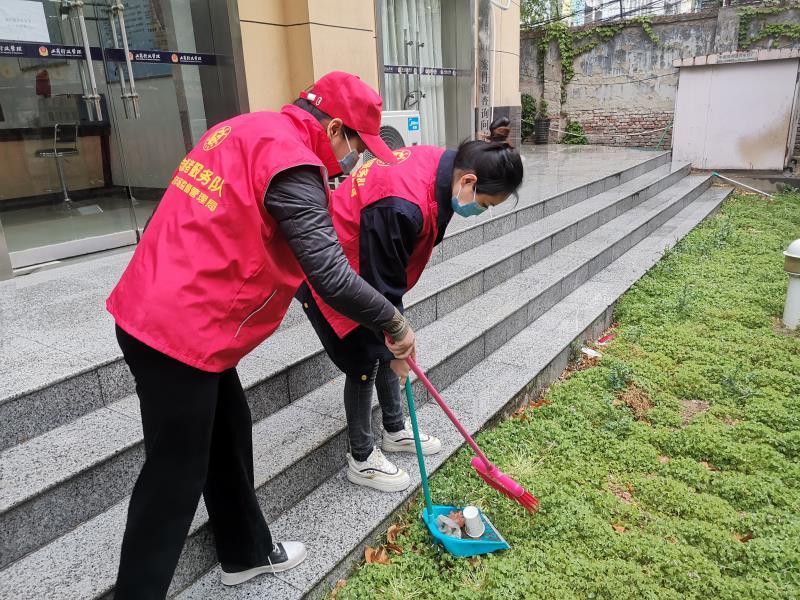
[711,172,774,198]
[67,14,92,115]
[107,5,131,118]
[73,0,103,120]
[111,0,140,118]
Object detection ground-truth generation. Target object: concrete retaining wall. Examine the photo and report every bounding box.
[520,5,800,150]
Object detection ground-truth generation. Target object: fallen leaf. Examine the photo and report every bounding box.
[699,461,718,471]
[612,523,626,533]
[364,546,391,565]
[386,524,408,544]
[331,579,347,599]
[530,397,550,409]
[735,532,754,543]
[385,543,404,555]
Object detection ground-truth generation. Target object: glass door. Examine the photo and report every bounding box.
[90,0,221,219]
[0,0,136,268]
[378,0,475,147]
[0,0,241,272]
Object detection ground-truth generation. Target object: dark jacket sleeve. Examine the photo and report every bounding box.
[358,197,423,310]
[264,165,396,332]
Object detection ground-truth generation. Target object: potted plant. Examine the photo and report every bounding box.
[534,99,551,145]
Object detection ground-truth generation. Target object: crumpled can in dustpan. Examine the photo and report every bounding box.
[405,380,510,557]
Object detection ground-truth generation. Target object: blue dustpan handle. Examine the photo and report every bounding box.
[405,379,434,520]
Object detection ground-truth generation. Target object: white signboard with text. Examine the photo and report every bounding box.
[0,0,49,43]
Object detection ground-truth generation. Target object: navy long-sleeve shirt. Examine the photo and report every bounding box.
[296,149,456,375]
[357,149,456,309]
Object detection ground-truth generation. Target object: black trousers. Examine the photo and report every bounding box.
[114,326,272,600]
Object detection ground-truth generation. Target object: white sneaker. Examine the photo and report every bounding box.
[220,541,307,585]
[382,419,442,455]
[347,447,410,492]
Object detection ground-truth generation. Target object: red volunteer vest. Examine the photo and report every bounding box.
[107,105,337,372]
[312,145,446,338]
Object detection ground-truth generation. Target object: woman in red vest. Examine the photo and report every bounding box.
[296,120,523,492]
[106,72,417,598]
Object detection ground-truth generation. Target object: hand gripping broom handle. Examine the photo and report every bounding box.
[406,357,494,471]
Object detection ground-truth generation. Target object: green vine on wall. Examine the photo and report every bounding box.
[536,17,661,107]
[738,4,800,49]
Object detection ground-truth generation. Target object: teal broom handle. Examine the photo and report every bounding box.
[404,379,434,520]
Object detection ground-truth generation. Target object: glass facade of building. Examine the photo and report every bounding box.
[0,0,243,271]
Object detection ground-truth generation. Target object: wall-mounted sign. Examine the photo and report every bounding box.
[384,64,457,76]
[105,48,218,66]
[717,51,758,64]
[0,0,49,43]
[419,67,457,76]
[0,42,102,60]
[477,0,492,137]
[0,41,217,67]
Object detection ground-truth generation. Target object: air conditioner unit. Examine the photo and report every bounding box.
[330,110,422,190]
[362,110,421,162]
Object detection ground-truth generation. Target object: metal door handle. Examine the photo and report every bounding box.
[60,0,103,120]
[108,0,140,118]
[106,4,131,118]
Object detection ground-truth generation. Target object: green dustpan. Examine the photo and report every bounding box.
[404,379,510,557]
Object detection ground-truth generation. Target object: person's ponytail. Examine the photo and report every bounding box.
[485,116,512,144]
[454,117,523,197]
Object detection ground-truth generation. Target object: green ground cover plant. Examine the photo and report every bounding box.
[331,191,800,600]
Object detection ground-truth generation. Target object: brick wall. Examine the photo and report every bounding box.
[520,7,800,151]
[572,110,674,149]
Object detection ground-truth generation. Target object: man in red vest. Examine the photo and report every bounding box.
[106,71,414,598]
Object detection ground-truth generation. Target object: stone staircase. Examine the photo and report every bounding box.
[0,147,732,599]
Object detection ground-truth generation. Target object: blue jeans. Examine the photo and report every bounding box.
[344,360,406,461]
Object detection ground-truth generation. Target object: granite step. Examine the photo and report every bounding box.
[0,151,669,452]
[0,157,687,449]
[0,177,721,596]
[178,186,733,600]
[0,162,691,565]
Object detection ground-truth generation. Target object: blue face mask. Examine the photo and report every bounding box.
[451,184,486,217]
[338,131,359,175]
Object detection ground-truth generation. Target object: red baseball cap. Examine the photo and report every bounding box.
[299,71,397,164]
